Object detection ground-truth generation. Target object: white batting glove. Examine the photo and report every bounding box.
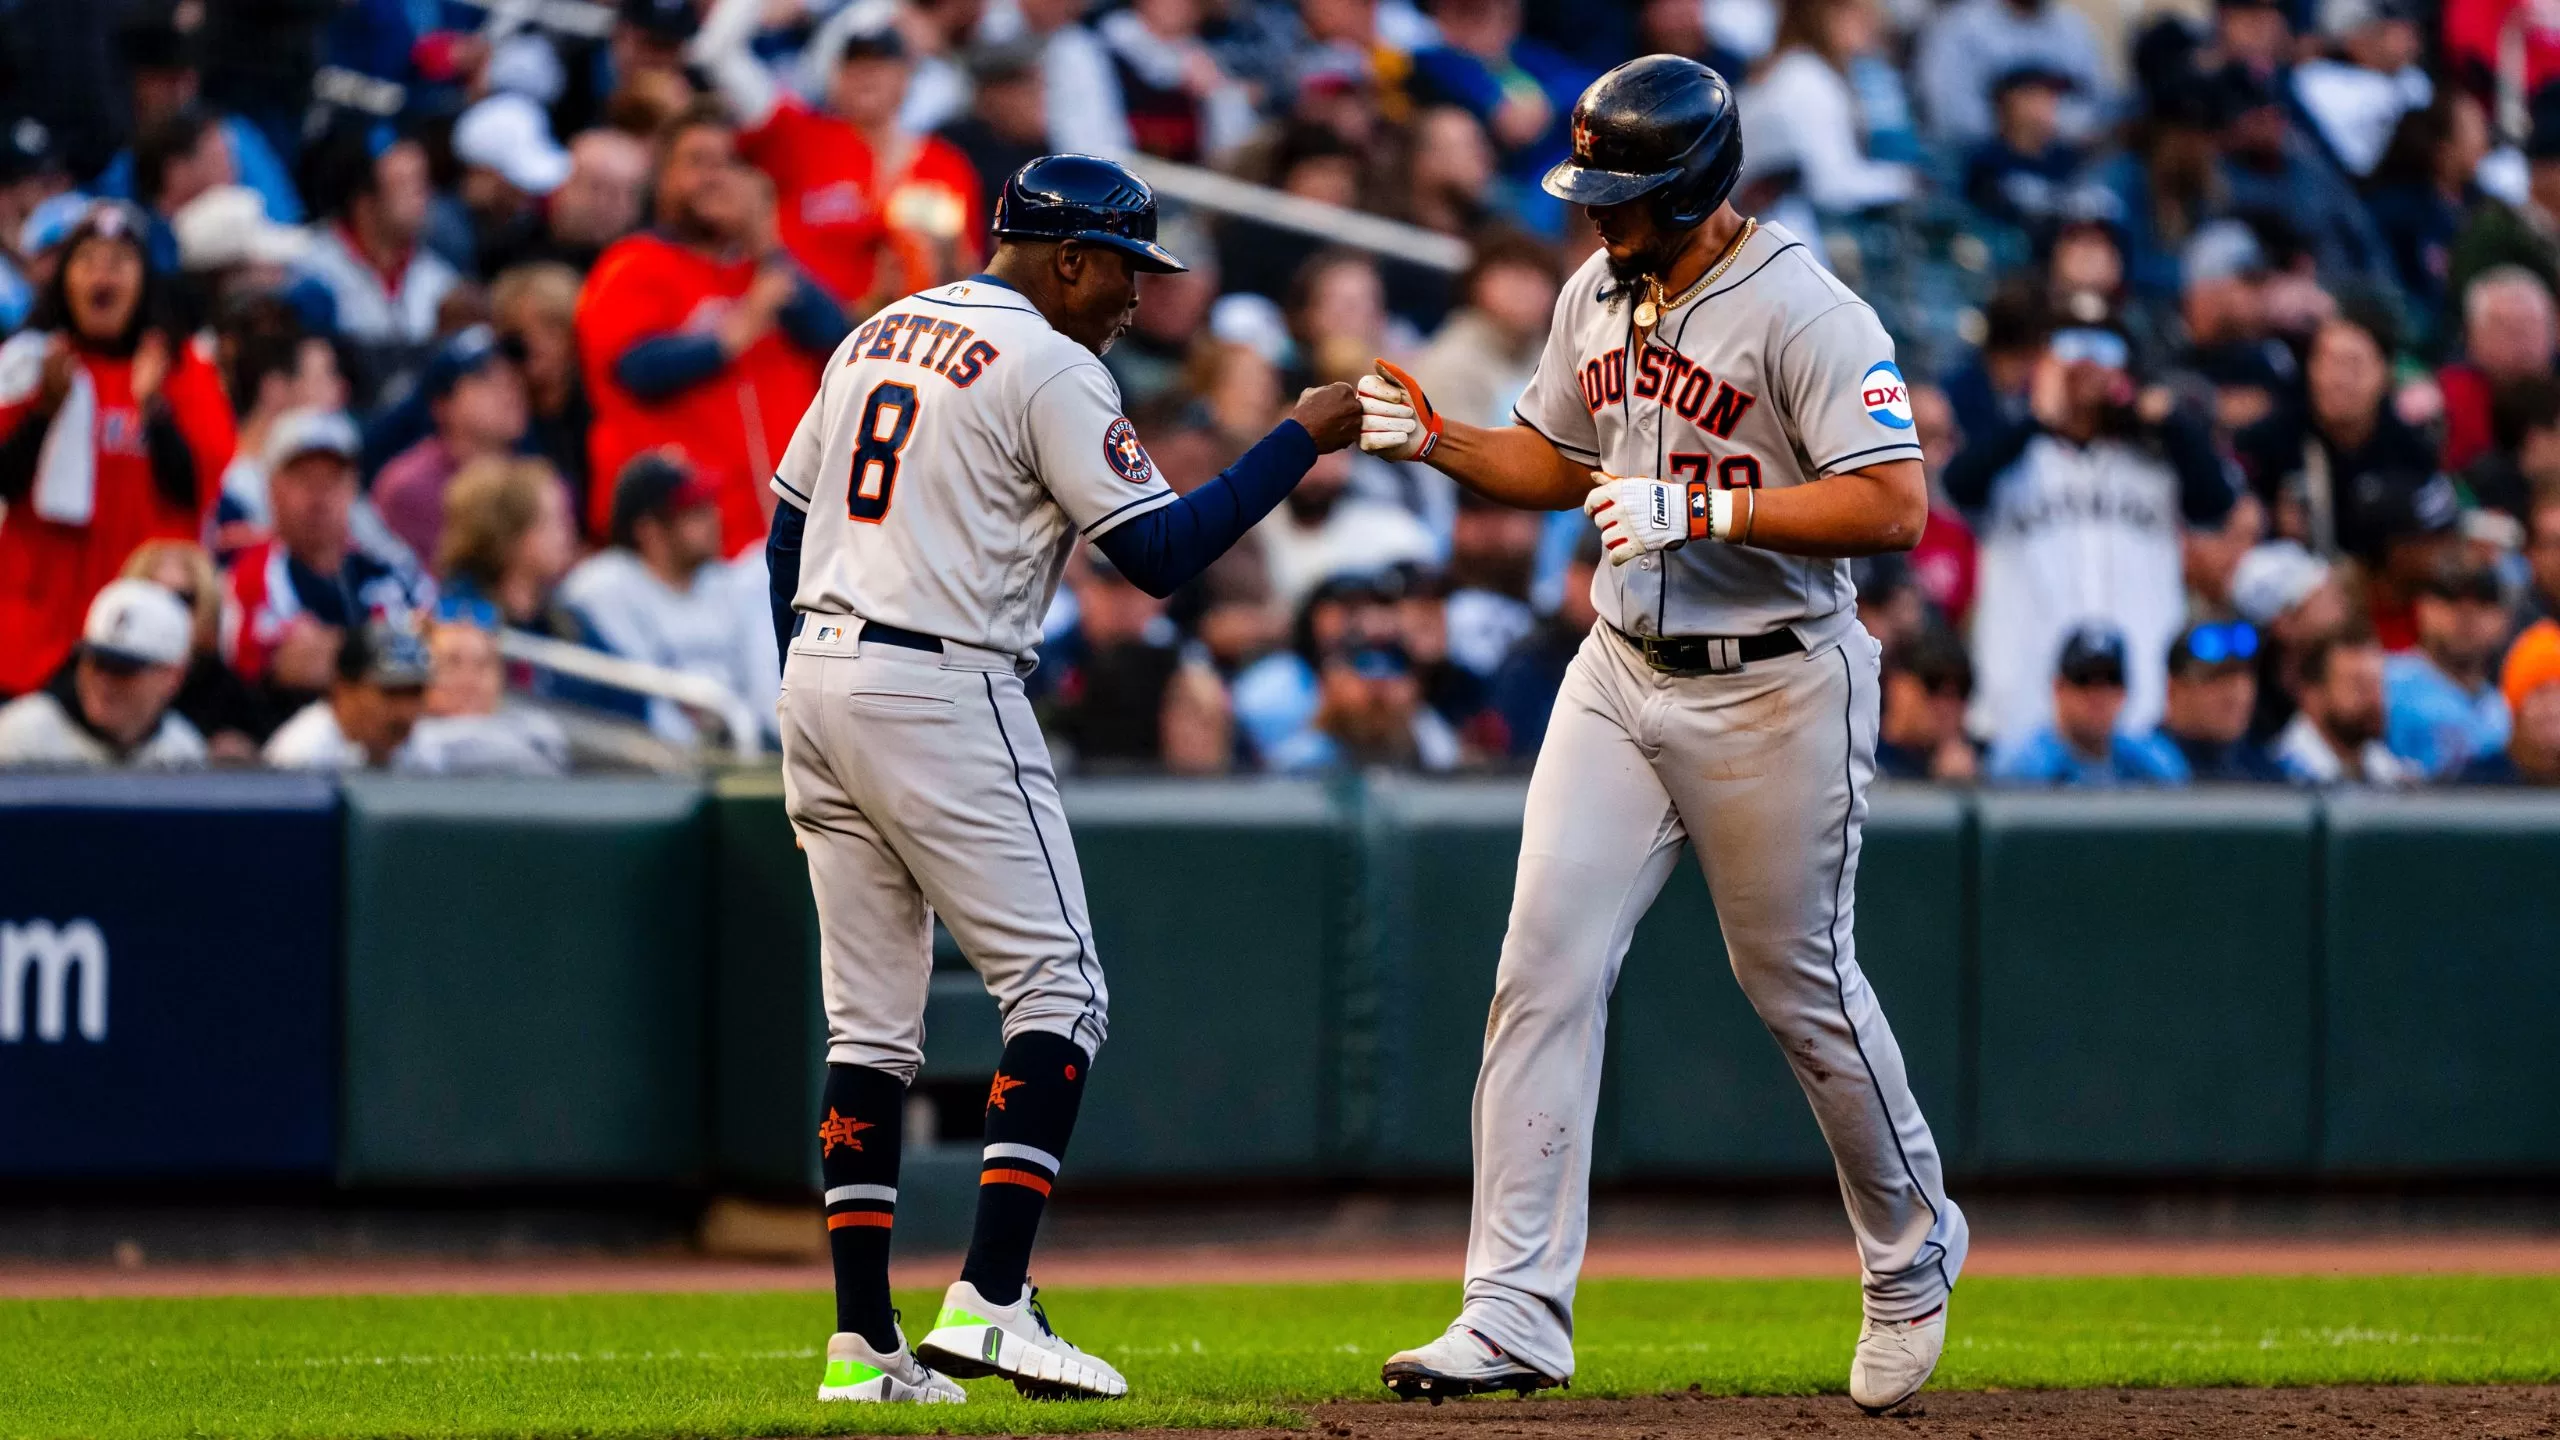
[1585,474,1724,564]
[1356,359,1443,462]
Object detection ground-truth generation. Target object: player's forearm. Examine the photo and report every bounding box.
[1730,460,1928,558]
[765,498,805,674]
[1430,421,1594,511]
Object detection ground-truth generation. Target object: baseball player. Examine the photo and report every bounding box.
[1358,58,1968,1414]
[762,154,1361,1404]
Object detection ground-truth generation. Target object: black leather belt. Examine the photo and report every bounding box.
[1608,623,1804,676]
[792,614,945,654]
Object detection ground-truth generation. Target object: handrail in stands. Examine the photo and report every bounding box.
[494,628,765,763]
[1106,154,1475,273]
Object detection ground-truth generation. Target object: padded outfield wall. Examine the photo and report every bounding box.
[3,772,2555,1199]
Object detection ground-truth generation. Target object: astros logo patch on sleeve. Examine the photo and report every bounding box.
[1860,362,1913,429]
[1103,415,1155,484]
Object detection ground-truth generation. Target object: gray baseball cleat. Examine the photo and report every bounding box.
[1382,1325,1564,1402]
[1848,1304,1946,1413]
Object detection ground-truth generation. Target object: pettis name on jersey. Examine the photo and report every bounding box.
[845,311,1001,388]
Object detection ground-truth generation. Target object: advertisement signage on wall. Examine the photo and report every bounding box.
[0,773,339,1176]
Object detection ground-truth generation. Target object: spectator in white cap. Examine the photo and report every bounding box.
[172,183,311,306]
[2230,539,2353,742]
[211,295,349,541]
[451,94,573,277]
[0,578,206,768]
[263,617,430,770]
[222,407,434,714]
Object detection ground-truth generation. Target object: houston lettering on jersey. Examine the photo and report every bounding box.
[1577,345,1758,438]
[848,312,1002,388]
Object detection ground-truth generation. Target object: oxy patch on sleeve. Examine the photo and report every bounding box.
[1859,362,1913,429]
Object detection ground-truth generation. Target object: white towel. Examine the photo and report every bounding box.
[0,330,99,526]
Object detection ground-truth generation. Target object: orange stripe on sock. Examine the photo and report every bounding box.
[827,1211,894,1229]
[980,1167,1053,1194]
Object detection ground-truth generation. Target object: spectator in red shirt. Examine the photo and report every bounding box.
[0,202,232,697]
[2437,266,2557,474]
[576,100,849,557]
[374,326,532,564]
[691,0,986,309]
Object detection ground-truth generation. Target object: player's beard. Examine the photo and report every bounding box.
[1100,301,1137,355]
[1604,241,1666,289]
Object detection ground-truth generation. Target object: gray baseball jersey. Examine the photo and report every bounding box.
[1434,222,1964,1383]
[771,276,1176,654]
[771,275,1125,1135]
[1512,221,1922,640]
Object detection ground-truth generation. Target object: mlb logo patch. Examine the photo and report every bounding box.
[1102,415,1155,485]
[1859,362,1913,429]
[815,624,845,642]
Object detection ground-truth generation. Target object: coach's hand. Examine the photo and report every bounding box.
[1585,472,1704,564]
[1356,359,1443,462]
[1293,381,1363,452]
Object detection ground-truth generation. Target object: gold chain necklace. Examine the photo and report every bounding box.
[1634,217,1758,331]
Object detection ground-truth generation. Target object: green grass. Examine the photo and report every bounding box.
[4,1276,2557,1439]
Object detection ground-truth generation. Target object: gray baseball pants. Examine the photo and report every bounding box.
[1459,623,1966,1381]
[779,620,1108,1082]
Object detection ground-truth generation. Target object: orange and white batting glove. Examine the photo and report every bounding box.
[1584,472,1723,564]
[1356,359,1443,462]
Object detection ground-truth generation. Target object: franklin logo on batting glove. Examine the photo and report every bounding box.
[1585,473,1725,562]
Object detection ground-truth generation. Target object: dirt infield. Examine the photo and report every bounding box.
[1124,1387,2560,1440]
[7,1232,2560,1299]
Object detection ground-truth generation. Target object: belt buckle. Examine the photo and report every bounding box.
[1639,632,1745,676]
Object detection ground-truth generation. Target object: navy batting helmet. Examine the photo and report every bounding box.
[1542,56,1742,230]
[992,154,1187,273]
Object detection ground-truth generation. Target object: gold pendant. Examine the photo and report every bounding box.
[1633,298,1658,329]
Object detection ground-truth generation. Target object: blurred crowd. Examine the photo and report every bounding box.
[0,0,2556,785]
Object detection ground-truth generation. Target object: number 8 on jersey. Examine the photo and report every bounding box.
[850,382,920,523]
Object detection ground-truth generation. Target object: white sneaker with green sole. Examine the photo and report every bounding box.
[916,1280,1128,1399]
[816,1328,967,1403]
